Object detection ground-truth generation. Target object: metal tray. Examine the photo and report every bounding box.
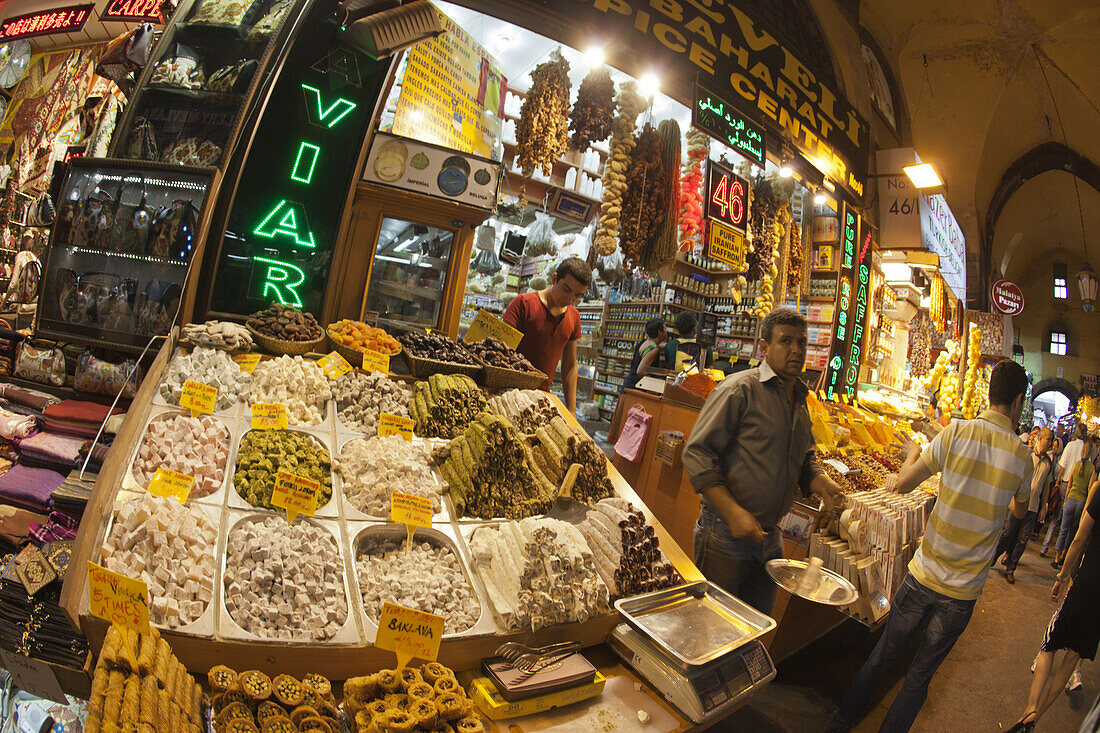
[766,559,859,606]
[614,581,776,669]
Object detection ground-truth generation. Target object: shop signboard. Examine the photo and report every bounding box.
[704,158,748,233]
[100,0,161,22]
[0,4,93,40]
[692,80,765,166]
[548,188,595,226]
[823,202,867,399]
[991,279,1024,316]
[706,221,745,268]
[209,5,390,317]
[920,193,966,301]
[875,148,921,249]
[1082,373,1097,395]
[390,11,505,158]
[363,132,501,210]
[469,0,869,201]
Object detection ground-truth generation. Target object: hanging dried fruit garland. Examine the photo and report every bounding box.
[678,128,708,251]
[787,211,803,291]
[753,207,786,316]
[641,119,681,272]
[594,82,647,257]
[515,50,571,178]
[929,272,946,331]
[569,66,615,151]
[618,123,667,265]
[747,176,779,282]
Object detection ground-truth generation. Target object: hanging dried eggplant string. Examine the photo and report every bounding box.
[594,82,647,256]
[619,123,665,267]
[641,119,681,272]
[515,49,572,204]
[569,66,615,151]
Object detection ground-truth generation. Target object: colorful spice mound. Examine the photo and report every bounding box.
[681,372,717,398]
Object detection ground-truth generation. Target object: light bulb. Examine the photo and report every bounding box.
[813,191,826,205]
[585,45,605,67]
[779,165,793,178]
[638,73,660,98]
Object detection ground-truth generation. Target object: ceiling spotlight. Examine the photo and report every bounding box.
[779,164,793,178]
[903,162,943,189]
[585,44,605,67]
[813,190,827,206]
[638,73,660,98]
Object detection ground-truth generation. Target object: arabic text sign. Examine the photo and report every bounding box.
[693,82,766,166]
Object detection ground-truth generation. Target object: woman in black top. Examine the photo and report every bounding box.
[622,318,666,392]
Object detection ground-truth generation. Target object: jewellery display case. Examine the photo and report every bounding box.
[35,158,217,352]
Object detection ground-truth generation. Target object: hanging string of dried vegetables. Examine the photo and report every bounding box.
[641,119,681,272]
[787,205,803,291]
[618,123,666,265]
[515,50,571,178]
[747,176,778,282]
[594,82,647,257]
[754,207,786,316]
[678,128,708,251]
[930,273,946,331]
[569,66,615,151]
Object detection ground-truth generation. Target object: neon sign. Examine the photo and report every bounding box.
[0,4,93,40]
[824,204,862,399]
[100,0,160,22]
[692,81,766,166]
[704,159,748,233]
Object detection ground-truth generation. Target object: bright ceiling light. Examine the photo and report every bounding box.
[813,190,827,206]
[585,44,605,67]
[882,262,912,282]
[638,73,660,97]
[779,164,793,178]
[903,162,943,189]
[410,110,424,123]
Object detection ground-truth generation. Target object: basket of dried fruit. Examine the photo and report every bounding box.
[397,330,483,380]
[327,319,402,367]
[246,303,326,356]
[460,337,547,390]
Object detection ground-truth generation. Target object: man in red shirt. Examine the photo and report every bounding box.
[503,257,592,413]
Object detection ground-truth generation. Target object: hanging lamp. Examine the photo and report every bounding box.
[1078,263,1098,312]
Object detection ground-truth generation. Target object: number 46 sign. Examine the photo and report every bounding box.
[705,159,748,234]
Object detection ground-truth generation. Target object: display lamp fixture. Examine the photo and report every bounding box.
[584,44,605,67]
[638,73,660,98]
[881,261,912,283]
[902,162,943,189]
[813,189,827,206]
[1078,264,1098,312]
[779,164,793,178]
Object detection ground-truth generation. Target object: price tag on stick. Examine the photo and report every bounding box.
[180,380,216,416]
[464,309,523,349]
[252,403,288,430]
[378,413,414,441]
[391,492,432,552]
[362,349,390,374]
[147,469,193,504]
[272,470,320,523]
[375,601,445,670]
[318,351,352,379]
[234,353,261,373]
[87,562,150,635]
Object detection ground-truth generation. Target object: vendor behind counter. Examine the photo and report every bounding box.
[665,311,711,372]
[622,318,667,392]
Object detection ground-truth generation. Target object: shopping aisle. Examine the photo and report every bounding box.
[724,539,1097,732]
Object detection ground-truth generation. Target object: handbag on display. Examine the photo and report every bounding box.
[78,272,123,328]
[146,200,198,260]
[121,117,159,161]
[190,0,261,25]
[14,341,67,387]
[26,193,55,227]
[96,25,158,89]
[161,137,221,167]
[206,59,257,94]
[613,405,653,462]
[149,42,205,89]
[245,0,292,41]
[74,351,144,398]
[134,279,182,336]
[103,178,150,253]
[100,279,138,333]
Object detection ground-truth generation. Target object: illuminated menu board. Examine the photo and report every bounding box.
[0,4,93,40]
[823,203,869,399]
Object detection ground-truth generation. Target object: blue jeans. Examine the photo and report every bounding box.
[828,574,976,733]
[693,507,783,614]
[994,510,1037,572]
[1042,490,1064,553]
[1056,497,1086,552]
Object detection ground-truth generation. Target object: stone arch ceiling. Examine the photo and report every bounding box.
[860,0,1100,302]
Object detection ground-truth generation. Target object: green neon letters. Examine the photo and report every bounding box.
[254,256,306,307]
[290,142,321,184]
[301,84,357,127]
[253,200,316,248]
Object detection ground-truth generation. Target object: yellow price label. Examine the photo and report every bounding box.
[87,562,150,635]
[147,469,193,504]
[749,358,760,367]
[233,353,261,373]
[391,492,432,528]
[375,601,445,670]
[252,403,288,430]
[378,413,414,441]
[272,470,319,522]
[318,351,352,379]
[362,349,391,374]
[180,380,216,415]
[464,309,523,349]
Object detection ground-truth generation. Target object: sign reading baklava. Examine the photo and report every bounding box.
[363,132,501,210]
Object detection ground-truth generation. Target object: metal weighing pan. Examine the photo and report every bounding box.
[766,559,859,606]
[614,581,777,670]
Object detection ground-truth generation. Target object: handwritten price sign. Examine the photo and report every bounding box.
[87,562,149,634]
[318,351,352,380]
[362,349,390,374]
[272,470,320,522]
[391,492,432,528]
[147,469,193,504]
[233,353,261,373]
[463,309,523,349]
[252,403,288,430]
[378,413,414,441]
[375,602,444,670]
[180,380,216,415]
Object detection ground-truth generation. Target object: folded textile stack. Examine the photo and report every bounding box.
[18,432,86,471]
[0,505,46,546]
[77,440,110,473]
[0,465,67,514]
[52,470,96,519]
[0,331,25,378]
[0,540,90,670]
[0,383,60,414]
[43,400,124,439]
[0,406,35,441]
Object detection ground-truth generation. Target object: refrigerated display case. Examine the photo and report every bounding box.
[35,159,217,351]
[363,217,454,328]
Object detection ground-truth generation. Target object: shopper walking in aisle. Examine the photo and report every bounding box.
[621,318,667,392]
[826,360,1033,733]
[1008,479,1100,732]
[682,309,842,614]
[1052,435,1095,569]
[502,257,591,414]
[1042,424,1089,557]
[993,427,1053,584]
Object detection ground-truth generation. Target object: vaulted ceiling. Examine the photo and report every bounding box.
[859,0,1100,305]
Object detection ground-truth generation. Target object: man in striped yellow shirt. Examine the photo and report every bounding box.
[828,360,1032,733]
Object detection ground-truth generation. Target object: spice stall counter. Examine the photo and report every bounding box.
[57,328,714,684]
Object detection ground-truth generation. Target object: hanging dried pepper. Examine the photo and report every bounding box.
[747,176,779,282]
[641,119,681,272]
[515,50,571,177]
[619,123,666,265]
[594,82,647,256]
[787,206,803,291]
[569,66,615,151]
[678,128,708,251]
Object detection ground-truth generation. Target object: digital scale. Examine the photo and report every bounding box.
[609,581,778,725]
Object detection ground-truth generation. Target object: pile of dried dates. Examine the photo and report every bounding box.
[246,303,324,342]
[398,330,479,365]
[463,337,538,372]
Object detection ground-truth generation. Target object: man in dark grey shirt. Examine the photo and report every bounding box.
[683,309,841,613]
